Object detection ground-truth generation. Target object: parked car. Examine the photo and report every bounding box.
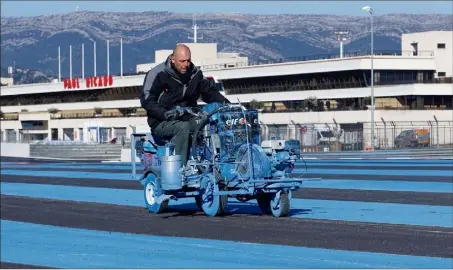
[394,128,430,148]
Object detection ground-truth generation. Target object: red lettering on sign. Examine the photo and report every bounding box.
[63,76,114,90]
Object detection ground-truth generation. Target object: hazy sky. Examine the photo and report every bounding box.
[1,1,452,17]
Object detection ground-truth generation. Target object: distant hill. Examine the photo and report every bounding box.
[1,67,53,85]
[1,11,452,82]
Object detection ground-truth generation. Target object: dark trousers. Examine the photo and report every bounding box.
[153,117,203,166]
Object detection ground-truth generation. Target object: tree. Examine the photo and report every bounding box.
[94,107,103,115]
[48,108,59,114]
[249,99,264,109]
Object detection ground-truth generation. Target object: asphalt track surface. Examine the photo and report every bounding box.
[1,156,452,268]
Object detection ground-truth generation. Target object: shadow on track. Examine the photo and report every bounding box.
[154,201,312,219]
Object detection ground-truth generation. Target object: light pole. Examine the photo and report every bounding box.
[335,31,349,58]
[362,5,374,151]
[93,40,97,77]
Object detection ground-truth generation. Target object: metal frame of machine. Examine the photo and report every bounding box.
[131,102,319,217]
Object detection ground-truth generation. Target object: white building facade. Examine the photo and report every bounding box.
[1,31,452,150]
[401,31,452,77]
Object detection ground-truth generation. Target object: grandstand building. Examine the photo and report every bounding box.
[1,77,14,87]
[136,42,249,73]
[1,30,452,152]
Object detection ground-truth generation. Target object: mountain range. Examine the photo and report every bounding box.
[1,11,452,84]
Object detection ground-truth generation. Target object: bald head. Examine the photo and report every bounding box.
[171,44,191,74]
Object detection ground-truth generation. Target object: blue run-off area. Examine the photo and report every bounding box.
[1,158,452,268]
[2,220,452,269]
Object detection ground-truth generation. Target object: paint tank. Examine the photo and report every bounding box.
[160,155,182,190]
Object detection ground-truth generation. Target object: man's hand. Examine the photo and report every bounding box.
[164,110,177,121]
[164,106,185,121]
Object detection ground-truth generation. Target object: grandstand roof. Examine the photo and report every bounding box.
[1,54,436,97]
[205,55,436,80]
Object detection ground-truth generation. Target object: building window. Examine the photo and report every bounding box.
[438,72,446,77]
[437,43,446,49]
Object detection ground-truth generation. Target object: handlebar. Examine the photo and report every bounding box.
[225,103,247,111]
[165,103,248,121]
[165,106,204,120]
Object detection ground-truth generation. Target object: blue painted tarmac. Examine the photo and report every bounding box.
[2,220,452,269]
[1,158,452,268]
[2,182,452,227]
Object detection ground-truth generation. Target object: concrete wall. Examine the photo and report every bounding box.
[1,143,30,157]
[1,120,22,130]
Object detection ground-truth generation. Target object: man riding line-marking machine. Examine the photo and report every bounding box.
[132,44,318,217]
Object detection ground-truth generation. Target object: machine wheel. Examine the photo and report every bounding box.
[195,196,202,210]
[219,187,228,214]
[256,193,272,214]
[199,173,227,216]
[214,169,228,214]
[144,173,168,214]
[269,190,291,217]
[195,193,227,213]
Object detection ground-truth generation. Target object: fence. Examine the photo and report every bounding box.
[260,120,453,152]
[371,120,453,150]
[3,120,451,153]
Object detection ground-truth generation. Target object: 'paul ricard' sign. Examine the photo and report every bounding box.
[63,75,114,89]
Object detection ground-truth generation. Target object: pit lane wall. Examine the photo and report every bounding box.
[1,143,30,158]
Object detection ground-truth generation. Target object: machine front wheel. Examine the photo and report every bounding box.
[256,194,272,214]
[199,173,227,216]
[144,173,168,214]
[270,190,291,217]
[195,196,202,210]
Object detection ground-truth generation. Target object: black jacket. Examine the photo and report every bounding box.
[140,55,230,129]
